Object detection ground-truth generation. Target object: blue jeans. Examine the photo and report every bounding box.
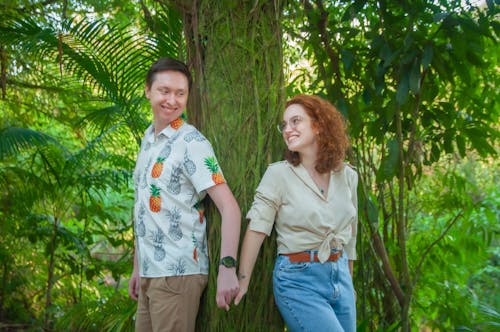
[273,252,356,332]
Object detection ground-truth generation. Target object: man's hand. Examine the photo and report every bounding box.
[128,269,140,301]
[216,266,239,311]
[207,183,241,311]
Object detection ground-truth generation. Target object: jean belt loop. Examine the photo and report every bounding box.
[309,251,314,262]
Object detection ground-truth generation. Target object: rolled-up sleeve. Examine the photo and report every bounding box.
[246,166,282,236]
[343,168,358,260]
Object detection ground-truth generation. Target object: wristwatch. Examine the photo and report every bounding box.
[219,256,237,268]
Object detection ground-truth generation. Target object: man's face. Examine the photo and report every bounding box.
[145,70,189,132]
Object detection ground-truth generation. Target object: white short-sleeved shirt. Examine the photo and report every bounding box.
[133,119,225,277]
[246,161,358,261]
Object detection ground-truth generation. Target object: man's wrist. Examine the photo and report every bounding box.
[219,256,237,268]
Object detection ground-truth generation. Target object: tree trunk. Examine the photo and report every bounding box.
[173,0,286,330]
[44,218,58,330]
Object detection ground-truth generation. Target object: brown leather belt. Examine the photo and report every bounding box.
[282,250,342,263]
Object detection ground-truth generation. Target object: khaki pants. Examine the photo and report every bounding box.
[135,274,209,332]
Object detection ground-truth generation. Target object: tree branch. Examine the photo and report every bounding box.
[412,210,464,288]
[313,0,344,96]
[361,178,405,306]
[370,227,405,306]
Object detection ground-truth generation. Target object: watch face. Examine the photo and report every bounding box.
[220,256,236,268]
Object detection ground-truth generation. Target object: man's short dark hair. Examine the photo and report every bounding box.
[146,58,192,90]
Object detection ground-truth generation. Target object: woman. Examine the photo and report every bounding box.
[234,94,358,332]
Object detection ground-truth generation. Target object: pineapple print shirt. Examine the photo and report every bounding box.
[246,161,358,262]
[133,119,225,277]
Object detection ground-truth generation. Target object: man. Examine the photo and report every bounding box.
[128,57,241,332]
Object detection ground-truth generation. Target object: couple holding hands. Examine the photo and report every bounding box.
[128,58,357,332]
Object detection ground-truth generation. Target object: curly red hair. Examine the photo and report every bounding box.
[284,94,350,173]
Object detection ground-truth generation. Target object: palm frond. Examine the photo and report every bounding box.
[143,2,183,58]
[78,97,149,143]
[477,303,500,330]
[55,293,135,332]
[65,123,128,170]
[0,126,57,160]
[1,7,182,145]
[1,16,154,132]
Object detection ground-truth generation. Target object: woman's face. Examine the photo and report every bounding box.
[281,104,318,154]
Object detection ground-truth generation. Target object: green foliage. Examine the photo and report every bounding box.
[0,0,181,330]
[283,0,499,330]
[409,156,499,331]
[0,127,57,160]
[0,0,498,331]
[55,292,136,332]
[0,124,133,325]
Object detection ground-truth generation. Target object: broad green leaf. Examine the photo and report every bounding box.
[456,134,466,157]
[443,130,454,153]
[367,193,379,227]
[337,98,348,117]
[430,142,440,163]
[340,4,354,22]
[396,69,410,105]
[377,138,400,182]
[467,128,497,157]
[409,60,421,94]
[341,48,354,71]
[433,12,449,23]
[375,62,387,95]
[380,42,394,67]
[347,101,362,136]
[404,34,414,51]
[362,88,371,105]
[422,44,433,69]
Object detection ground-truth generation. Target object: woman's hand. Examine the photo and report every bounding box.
[234,276,249,305]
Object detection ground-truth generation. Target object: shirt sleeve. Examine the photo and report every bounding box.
[246,165,283,236]
[343,166,358,260]
[185,137,225,194]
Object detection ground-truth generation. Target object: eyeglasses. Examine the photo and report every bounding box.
[277,115,303,133]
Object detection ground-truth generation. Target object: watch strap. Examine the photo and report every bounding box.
[219,256,237,268]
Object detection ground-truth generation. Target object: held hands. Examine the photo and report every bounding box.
[233,276,248,306]
[216,266,240,311]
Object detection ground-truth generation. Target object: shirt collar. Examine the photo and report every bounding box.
[147,118,185,143]
[288,162,331,200]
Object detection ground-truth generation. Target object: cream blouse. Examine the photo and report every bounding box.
[246,161,358,262]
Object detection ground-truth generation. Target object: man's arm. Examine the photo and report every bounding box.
[207,183,241,311]
[128,244,140,301]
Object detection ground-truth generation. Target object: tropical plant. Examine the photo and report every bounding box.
[407,155,499,330]
[283,0,499,330]
[0,0,498,331]
[0,0,182,329]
